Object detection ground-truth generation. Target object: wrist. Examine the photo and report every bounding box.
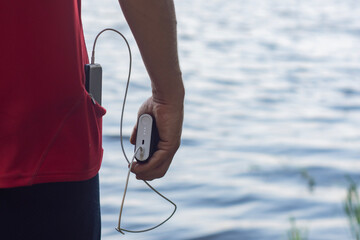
[151,75,185,106]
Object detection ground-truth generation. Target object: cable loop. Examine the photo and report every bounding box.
[91,28,177,234]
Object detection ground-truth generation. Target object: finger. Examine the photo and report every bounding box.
[131,149,174,180]
[129,124,137,145]
[135,163,171,181]
[135,164,169,181]
[131,149,167,175]
[131,138,180,180]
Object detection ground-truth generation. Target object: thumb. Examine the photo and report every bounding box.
[130,124,137,145]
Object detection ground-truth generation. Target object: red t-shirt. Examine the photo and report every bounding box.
[0,1,106,188]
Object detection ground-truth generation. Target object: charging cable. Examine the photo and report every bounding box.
[116,146,142,233]
[90,28,177,234]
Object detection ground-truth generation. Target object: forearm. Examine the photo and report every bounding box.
[118,0,184,105]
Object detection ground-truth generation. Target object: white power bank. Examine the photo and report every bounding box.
[135,114,159,162]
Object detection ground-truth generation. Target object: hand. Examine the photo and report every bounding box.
[130,96,184,180]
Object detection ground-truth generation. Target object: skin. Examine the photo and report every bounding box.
[118,0,185,181]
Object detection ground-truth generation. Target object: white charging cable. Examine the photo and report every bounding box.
[116,146,142,233]
[90,28,177,234]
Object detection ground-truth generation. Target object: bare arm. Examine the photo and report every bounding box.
[118,0,184,180]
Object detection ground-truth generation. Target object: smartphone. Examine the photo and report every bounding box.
[85,63,102,105]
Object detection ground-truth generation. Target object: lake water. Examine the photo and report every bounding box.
[82,0,360,239]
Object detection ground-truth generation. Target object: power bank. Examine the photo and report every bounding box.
[85,63,102,105]
[135,114,159,162]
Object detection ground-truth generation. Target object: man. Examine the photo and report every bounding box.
[0,0,184,239]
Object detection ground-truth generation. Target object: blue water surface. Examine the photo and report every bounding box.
[82,0,360,239]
